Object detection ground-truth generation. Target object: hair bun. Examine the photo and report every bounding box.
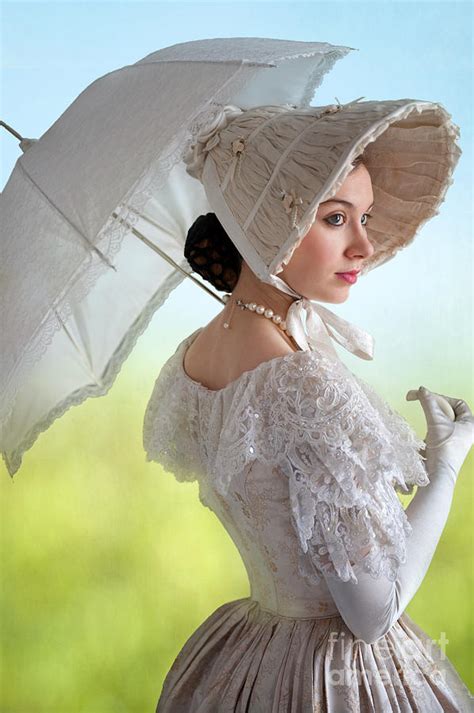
[184,213,243,292]
[183,104,244,182]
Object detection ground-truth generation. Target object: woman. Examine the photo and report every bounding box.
[182,155,374,375]
[143,96,474,711]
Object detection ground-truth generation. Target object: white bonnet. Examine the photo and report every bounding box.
[182,98,461,282]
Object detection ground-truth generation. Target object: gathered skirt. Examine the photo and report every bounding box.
[156,597,474,712]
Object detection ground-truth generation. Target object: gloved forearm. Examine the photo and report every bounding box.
[322,383,474,645]
[323,465,456,644]
[395,464,456,614]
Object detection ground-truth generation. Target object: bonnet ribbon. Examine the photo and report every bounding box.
[285,298,374,360]
[271,275,374,361]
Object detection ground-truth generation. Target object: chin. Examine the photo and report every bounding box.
[309,290,350,304]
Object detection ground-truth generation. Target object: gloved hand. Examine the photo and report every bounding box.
[406,386,474,484]
[324,385,474,644]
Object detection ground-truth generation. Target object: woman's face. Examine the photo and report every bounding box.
[279,164,375,304]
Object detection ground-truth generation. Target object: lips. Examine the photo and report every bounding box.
[336,269,360,275]
[336,271,359,285]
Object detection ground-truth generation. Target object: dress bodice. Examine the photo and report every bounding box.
[201,459,339,618]
[143,327,429,616]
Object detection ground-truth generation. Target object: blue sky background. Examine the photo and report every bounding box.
[1,5,474,706]
[1,1,473,398]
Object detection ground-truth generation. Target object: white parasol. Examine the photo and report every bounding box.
[0,37,355,476]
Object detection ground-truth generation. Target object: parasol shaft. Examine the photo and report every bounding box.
[111,211,226,306]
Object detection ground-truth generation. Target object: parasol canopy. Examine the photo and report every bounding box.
[0,37,355,476]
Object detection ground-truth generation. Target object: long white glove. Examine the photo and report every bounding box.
[323,386,474,644]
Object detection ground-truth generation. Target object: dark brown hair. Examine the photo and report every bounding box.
[184,155,366,292]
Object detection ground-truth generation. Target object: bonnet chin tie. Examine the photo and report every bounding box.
[285,298,374,361]
[270,274,374,361]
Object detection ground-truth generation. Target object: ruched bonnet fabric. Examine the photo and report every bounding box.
[182,99,461,358]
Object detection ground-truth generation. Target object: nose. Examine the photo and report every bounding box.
[347,221,375,260]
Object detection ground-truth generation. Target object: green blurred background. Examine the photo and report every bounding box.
[2,1,472,711]
[1,298,473,711]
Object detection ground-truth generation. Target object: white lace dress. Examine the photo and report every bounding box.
[143,327,474,713]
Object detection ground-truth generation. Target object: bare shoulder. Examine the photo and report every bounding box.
[183,314,299,390]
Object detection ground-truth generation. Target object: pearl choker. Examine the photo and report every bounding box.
[221,294,289,333]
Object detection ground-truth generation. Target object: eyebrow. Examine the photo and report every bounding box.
[320,199,374,210]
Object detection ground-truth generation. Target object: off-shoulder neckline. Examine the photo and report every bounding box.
[178,326,312,396]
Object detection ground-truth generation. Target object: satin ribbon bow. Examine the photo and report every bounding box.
[285,298,374,361]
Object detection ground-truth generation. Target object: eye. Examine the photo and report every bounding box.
[324,212,373,227]
[324,212,345,226]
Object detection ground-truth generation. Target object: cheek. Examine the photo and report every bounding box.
[297,228,335,267]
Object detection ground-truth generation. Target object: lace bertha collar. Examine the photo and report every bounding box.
[143,328,429,584]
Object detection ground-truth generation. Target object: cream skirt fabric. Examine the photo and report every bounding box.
[156,597,473,713]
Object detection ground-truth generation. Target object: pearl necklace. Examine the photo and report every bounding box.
[221,293,289,333]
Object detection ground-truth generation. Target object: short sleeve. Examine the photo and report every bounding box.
[269,351,430,585]
[142,353,204,483]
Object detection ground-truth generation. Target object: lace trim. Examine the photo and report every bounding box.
[2,268,186,477]
[142,339,215,513]
[143,346,204,481]
[0,134,187,436]
[1,43,357,458]
[2,59,264,474]
[347,369,429,497]
[284,48,354,108]
[142,337,429,584]
[0,61,254,438]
